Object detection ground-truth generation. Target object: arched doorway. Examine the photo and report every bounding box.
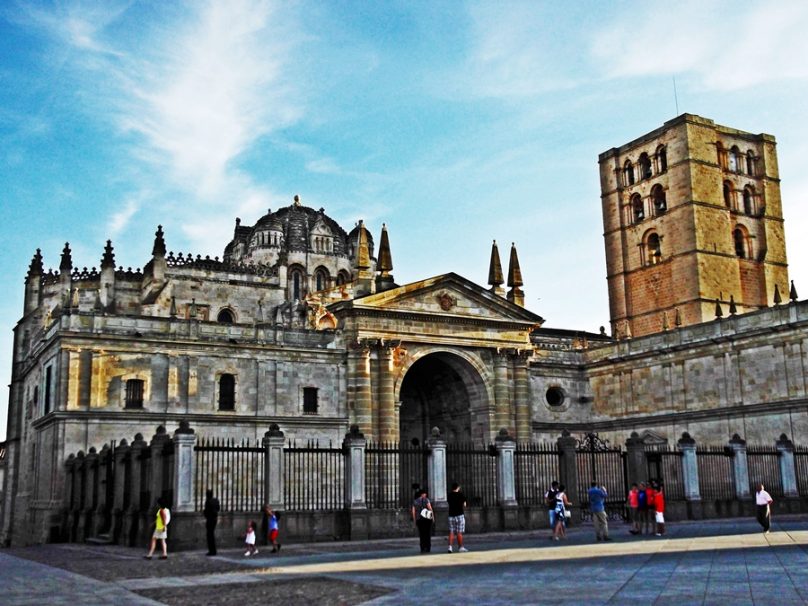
[398,351,489,444]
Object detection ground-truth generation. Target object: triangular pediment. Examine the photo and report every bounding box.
[330,273,544,326]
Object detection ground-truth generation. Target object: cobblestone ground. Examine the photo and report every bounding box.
[2,516,808,605]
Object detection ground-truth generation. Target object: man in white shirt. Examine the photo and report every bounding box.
[755,483,773,534]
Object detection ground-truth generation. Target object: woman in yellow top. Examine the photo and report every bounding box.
[145,497,171,560]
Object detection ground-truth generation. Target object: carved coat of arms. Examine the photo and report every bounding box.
[437,292,456,311]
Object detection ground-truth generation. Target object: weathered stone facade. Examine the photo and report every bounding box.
[3,114,807,546]
[600,114,788,339]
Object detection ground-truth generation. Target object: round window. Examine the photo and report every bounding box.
[546,386,565,407]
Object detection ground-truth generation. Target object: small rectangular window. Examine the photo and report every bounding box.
[44,367,52,415]
[219,374,235,411]
[303,387,318,414]
[125,379,144,409]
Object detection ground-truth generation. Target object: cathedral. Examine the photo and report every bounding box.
[2,114,807,545]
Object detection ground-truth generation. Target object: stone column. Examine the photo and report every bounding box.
[125,433,146,546]
[376,342,398,441]
[728,433,750,499]
[493,351,511,435]
[678,432,702,519]
[776,434,799,498]
[172,421,196,513]
[512,351,531,442]
[495,429,519,530]
[63,454,76,541]
[625,432,647,486]
[80,447,98,540]
[556,431,579,521]
[343,425,369,540]
[149,426,170,508]
[426,427,448,510]
[111,439,129,544]
[94,444,111,536]
[350,342,373,437]
[263,423,285,510]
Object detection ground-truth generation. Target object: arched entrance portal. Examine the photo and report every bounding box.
[399,352,489,444]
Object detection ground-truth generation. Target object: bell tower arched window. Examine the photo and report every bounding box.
[723,181,733,208]
[652,184,666,215]
[639,153,652,180]
[631,193,644,223]
[734,228,750,259]
[313,267,330,292]
[743,186,754,215]
[729,145,741,173]
[645,232,662,265]
[288,266,305,301]
[656,145,667,173]
[746,150,755,176]
[624,160,635,186]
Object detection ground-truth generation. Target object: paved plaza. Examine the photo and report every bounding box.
[1,516,807,605]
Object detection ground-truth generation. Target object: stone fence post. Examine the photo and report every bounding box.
[111,439,129,543]
[94,444,111,536]
[263,423,285,510]
[728,434,750,500]
[678,432,702,520]
[172,421,196,512]
[343,425,369,540]
[557,431,579,522]
[625,432,647,486]
[63,454,76,541]
[126,433,147,546]
[149,426,169,509]
[79,448,97,541]
[495,428,518,530]
[426,427,447,510]
[776,434,798,498]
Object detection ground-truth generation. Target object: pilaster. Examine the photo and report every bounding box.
[728,433,750,499]
[426,427,448,509]
[263,424,285,510]
[776,433,798,498]
[172,421,196,512]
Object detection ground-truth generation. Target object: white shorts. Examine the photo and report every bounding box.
[655,512,665,524]
[153,529,167,540]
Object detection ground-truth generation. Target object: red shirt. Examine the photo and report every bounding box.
[628,489,639,507]
[654,491,665,513]
[646,488,657,508]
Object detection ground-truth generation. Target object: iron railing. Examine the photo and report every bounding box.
[446,442,497,507]
[515,442,560,506]
[284,440,344,511]
[696,446,735,500]
[194,437,264,512]
[746,445,783,497]
[795,446,808,497]
[576,433,627,521]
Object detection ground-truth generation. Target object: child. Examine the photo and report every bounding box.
[267,507,282,553]
[654,483,666,536]
[243,520,258,557]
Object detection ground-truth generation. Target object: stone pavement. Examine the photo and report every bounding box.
[1,516,807,605]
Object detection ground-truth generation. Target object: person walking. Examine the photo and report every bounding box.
[264,506,282,552]
[411,488,434,553]
[447,482,468,553]
[755,483,774,534]
[588,481,610,541]
[654,482,666,536]
[203,489,220,556]
[144,497,170,560]
[243,520,258,556]
[552,484,572,541]
[545,481,560,540]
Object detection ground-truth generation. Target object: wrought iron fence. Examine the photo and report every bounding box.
[284,440,344,511]
[746,445,783,497]
[446,442,497,507]
[576,433,627,521]
[194,437,264,512]
[515,442,559,506]
[365,441,427,509]
[645,446,685,501]
[696,446,735,500]
[795,446,808,497]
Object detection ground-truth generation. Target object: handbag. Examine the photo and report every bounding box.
[564,510,571,520]
[420,508,433,520]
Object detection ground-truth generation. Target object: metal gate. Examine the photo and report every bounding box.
[576,433,628,521]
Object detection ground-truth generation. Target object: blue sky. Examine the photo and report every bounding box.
[3,1,808,439]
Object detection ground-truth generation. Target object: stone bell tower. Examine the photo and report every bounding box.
[599,114,789,338]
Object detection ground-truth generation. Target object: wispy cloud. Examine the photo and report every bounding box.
[590,2,808,91]
[108,195,140,235]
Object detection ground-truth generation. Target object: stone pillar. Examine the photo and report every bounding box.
[63,454,76,541]
[376,343,398,441]
[495,429,519,530]
[149,426,170,509]
[125,433,146,546]
[776,434,799,498]
[350,342,373,437]
[625,432,647,486]
[263,423,285,510]
[678,432,702,519]
[426,427,448,510]
[111,439,129,543]
[556,431,579,521]
[94,444,111,536]
[512,351,531,442]
[172,421,196,512]
[493,351,511,435]
[80,447,98,540]
[728,433,750,499]
[343,425,369,540]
